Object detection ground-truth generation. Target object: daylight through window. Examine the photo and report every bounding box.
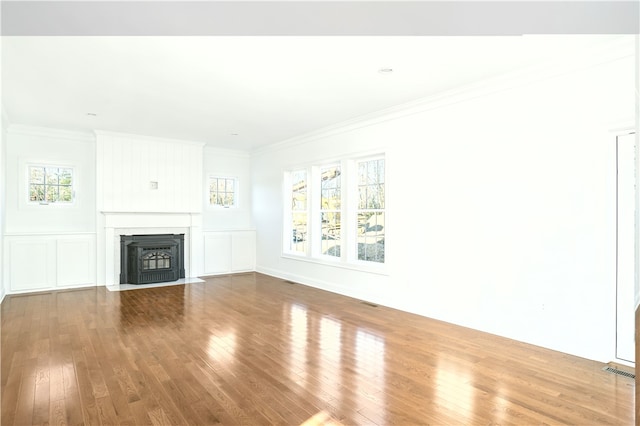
[284,155,385,267]
[357,158,385,263]
[209,177,237,207]
[28,165,74,204]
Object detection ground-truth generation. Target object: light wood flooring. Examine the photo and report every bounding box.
[1,273,634,425]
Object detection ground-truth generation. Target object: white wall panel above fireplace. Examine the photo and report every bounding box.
[96,131,204,213]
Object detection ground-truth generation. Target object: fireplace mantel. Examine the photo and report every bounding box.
[101,211,200,228]
[99,211,203,286]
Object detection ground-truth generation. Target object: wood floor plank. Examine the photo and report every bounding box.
[12,357,37,426]
[1,273,635,425]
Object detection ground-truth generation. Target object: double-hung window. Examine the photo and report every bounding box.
[356,158,385,263]
[284,154,385,268]
[319,164,342,258]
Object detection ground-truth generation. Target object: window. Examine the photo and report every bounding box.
[209,177,237,207]
[320,165,342,257]
[290,170,308,253]
[28,165,74,204]
[284,155,385,268]
[356,158,385,263]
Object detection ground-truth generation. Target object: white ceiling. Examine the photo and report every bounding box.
[1,35,623,151]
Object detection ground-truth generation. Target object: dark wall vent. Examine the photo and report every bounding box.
[602,365,635,379]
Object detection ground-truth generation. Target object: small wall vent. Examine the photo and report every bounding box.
[602,365,635,379]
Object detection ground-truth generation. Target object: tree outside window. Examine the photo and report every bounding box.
[209,177,237,207]
[283,154,385,266]
[320,165,341,258]
[356,158,385,263]
[29,165,74,204]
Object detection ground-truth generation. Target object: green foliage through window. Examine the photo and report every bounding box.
[29,166,74,203]
[209,177,237,207]
[285,155,385,265]
[357,159,385,263]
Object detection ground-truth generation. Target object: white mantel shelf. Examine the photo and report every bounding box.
[101,212,202,229]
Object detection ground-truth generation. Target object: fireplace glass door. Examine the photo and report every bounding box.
[143,251,171,270]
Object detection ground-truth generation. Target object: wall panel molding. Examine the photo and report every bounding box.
[4,233,96,293]
[203,230,255,276]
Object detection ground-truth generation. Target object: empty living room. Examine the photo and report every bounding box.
[1,2,639,425]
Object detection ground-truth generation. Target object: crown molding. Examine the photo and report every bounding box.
[204,145,251,159]
[94,129,206,147]
[7,124,95,143]
[254,35,636,156]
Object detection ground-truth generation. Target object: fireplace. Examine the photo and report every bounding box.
[120,234,185,284]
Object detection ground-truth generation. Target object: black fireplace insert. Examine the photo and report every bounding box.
[120,234,185,284]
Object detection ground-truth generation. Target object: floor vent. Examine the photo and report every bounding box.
[361,301,378,308]
[602,366,635,379]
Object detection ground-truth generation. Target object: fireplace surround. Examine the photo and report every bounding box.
[120,234,185,284]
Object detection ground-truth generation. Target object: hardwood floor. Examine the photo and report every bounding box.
[1,273,634,425]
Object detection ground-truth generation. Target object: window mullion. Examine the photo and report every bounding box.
[343,159,355,263]
[310,166,321,258]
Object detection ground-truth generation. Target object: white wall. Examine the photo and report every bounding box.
[635,35,640,310]
[252,47,635,362]
[3,126,98,292]
[0,109,7,302]
[202,147,252,230]
[5,125,96,233]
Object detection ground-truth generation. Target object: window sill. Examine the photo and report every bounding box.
[25,201,77,208]
[281,253,389,276]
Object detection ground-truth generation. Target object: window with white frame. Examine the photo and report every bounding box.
[356,158,385,263]
[28,165,74,204]
[209,176,237,207]
[320,164,342,258]
[284,154,385,266]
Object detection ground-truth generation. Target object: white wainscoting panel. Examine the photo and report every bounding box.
[5,234,96,293]
[57,238,95,287]
[231,231,256,272]
[204,233,232,274]
[203,230,255,275]
[9,239,54,291]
